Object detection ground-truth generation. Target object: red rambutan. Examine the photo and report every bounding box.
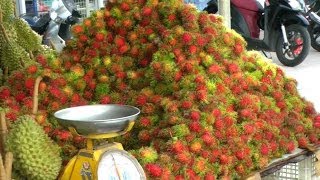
[145,163,162,177]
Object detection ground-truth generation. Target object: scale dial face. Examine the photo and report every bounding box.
[97,149,146,180]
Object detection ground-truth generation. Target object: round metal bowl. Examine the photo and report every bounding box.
[53,104,140,136]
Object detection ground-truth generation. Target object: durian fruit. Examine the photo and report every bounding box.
[13,17,42,52]
[0,41,31,71]
[2,20,18,41]
[0,0,15,21]
[6,115,62,180]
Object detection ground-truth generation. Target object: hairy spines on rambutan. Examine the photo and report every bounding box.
[175,151,192,164]
[145,163,163,177]
[137,147,158,164]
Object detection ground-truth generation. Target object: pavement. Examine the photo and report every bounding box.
[267,48,320,112]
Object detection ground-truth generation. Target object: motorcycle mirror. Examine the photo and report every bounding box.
[72,10,82,18]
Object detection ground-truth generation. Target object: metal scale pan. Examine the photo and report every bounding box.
[54,104,140,136]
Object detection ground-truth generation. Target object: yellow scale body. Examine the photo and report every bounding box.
[59,121,135,180]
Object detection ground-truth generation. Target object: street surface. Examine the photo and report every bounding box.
[268,48,320,112]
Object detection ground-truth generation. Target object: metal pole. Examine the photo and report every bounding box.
[218,0,231,28]
[17,0,26,15]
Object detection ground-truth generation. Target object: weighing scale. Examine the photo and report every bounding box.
[54,104,146,180]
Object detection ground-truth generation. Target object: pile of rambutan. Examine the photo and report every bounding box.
[1,0,320,179]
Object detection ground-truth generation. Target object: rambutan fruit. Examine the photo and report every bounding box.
[26,64,38,74]
[181,32,193,44]
[193,157,207,174]
[100,95,111,104]
[175,152,192,164]
[120,2,130,11]
[135,94,148,106]
[234,43,244,55]
[286,140,296,153]
[219,154,230,165]
[189,111,201,121]
[72,24,84,35]
[190,140,202,153]
[170,140,185,154]
[95,83,110,99]
[15,92,26,102]
[0,87,11,99]
[201,133,215,146]
[95,31,106,42]
[114,36,126,47]
[188,45,198,54]
[5,111,18,122]
[145,163,162,177]
[189,121,202,133]
[214,118,223,130]
[138,147,158,164]
[260,144,269,156]
[138,130,152,142]
[297,136,309,148]
[141,6,153,16]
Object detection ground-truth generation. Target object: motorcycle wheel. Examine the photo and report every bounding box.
[308,24,320,52]
[275,24,310,67]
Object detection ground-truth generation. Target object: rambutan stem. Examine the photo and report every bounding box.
[0,153,6,180]
[32,76,43,115]
[29,50,34,59]
[0,111,7,156]
[5,152,13,180]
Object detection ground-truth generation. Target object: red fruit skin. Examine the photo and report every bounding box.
[181,101,193,109]
[95,33,105,41]
[260,144,269,156]
[145,164,162,177]
[141,7,152,16]
[202,133,214,145]
[100,96,111,104]
[171,141,185,154]
[204,173,216,180]
[181,33,192,44]
[189,45,197,54]
[219,155,229,164]
[0,88,10,99]
[120,2,130,11]
[235,151,245,160]
[189,121,201,133]
[189,111,201,121]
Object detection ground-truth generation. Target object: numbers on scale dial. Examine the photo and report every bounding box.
[98,150,144,180]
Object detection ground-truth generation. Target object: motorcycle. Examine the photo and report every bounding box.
[20,0,81,52]
[204,0,311,67]
[305,0,320,51]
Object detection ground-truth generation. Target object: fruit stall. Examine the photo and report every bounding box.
[1,0,320,179]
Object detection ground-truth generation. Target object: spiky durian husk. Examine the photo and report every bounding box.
[0,41,31,71]
[6,115,62,180]
[13,17,42,52]
[0,0,15,21]
[2,21,18,40]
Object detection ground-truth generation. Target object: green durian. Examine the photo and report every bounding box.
[6,115,62,180]
[0,0,15,21]
[0,41,31,71]
[13,17,42,52]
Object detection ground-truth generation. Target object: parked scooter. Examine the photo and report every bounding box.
[305,0,320,51]
[204,0,311,67]
[20,0,81,52]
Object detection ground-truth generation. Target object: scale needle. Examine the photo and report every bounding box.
[112,154,123,180]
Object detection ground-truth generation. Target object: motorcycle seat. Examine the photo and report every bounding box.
[232,0,264,13]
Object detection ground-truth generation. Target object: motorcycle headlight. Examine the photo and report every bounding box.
[288,0,306,11]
